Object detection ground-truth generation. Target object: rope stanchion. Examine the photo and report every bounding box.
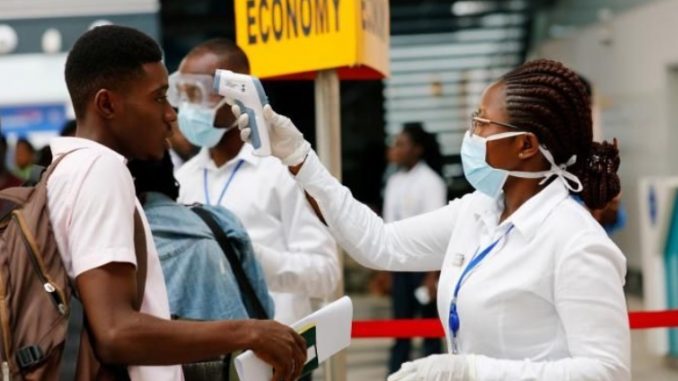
[351,309,678,339]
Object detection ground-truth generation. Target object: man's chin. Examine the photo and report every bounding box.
[135,149,165,162]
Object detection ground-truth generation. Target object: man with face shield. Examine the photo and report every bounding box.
[172,39,340,332]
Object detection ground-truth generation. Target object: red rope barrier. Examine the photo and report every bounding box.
[629,310,678,329]
[351,310,678,339]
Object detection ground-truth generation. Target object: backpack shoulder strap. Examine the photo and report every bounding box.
[191,206,268,320]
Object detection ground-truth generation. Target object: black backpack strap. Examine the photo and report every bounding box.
[191,206,269,320]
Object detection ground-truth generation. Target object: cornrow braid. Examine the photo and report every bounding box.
[500,59,620,209]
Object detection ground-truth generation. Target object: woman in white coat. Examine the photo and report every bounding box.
[235,59,630,381]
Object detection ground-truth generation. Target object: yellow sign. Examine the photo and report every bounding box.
[235,0,390,79]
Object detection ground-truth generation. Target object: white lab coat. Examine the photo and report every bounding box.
[294,150,630,381]
[176,145,339,324]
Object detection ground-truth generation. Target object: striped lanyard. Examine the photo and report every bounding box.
[203,159,245,206]
[448,224,514,353]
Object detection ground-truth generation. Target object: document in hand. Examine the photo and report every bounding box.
[234,296,353,380]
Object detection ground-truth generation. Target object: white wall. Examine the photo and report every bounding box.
[533,0,678,270]
[0,53,70,106]
[0,0,158,20]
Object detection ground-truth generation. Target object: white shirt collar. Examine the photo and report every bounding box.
[395,160,426,176]
[50,137,127,164]
[474,179,571,239]
[197,143,260,171]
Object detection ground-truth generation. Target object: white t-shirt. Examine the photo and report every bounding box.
[47,137,183,381]
[176,144,339,324]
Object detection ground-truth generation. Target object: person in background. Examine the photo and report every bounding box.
[60,119,77,137]
[383,122,446,373]
[173,39,340,330]
[127,151,274,321]
[37,120,77,167]
[0,135,23,190]
[592,190,626,235]
[13,137,35,180]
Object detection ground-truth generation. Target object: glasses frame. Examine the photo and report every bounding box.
[470,111,523,135]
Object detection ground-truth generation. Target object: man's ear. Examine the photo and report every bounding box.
[517,133,541,160]
[93,89,117,120]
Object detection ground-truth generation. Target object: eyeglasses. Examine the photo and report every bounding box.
[470,111,522,135]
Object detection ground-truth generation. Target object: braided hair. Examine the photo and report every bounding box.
[500,59,620,209]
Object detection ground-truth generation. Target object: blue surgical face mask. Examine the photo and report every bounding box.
[177,99,235,148]
[460,131,583,198]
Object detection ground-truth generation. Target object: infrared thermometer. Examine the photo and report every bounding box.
[213,70,271,156]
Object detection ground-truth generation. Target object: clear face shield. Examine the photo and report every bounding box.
[168,72,234,148]
[167,72,222,108]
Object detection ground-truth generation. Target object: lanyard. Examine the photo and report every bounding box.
[203,159,245,206]
[448,224,514,352]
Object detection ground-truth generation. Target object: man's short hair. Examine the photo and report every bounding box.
[65,25,163,118]
[186,38,250,73]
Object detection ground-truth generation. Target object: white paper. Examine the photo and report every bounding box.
[234,296,353,381]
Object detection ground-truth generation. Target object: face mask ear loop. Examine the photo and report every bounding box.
[537,147,583,192]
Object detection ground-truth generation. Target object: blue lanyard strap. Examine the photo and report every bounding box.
[449,224,514,341]
[203,159,245,206]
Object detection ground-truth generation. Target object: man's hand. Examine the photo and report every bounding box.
[247,320,308,381]
[233,104,311,167]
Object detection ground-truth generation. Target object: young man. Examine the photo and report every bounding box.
[173,39,340,325]
[48,25,306,381]
[13,138,35,180]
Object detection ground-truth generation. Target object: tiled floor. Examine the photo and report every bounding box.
[313,295,678,380]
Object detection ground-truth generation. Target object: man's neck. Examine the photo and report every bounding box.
[75,121,125,156]
[209,130,244,168]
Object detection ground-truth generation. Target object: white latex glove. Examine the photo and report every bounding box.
[387,354,474,381]
[232,104,311,166]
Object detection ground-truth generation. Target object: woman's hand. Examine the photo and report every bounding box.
[387,354,473,381]
[233,104,311,167]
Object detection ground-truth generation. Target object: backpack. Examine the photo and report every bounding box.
[0,155,73,380]
[0,152,147,381]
